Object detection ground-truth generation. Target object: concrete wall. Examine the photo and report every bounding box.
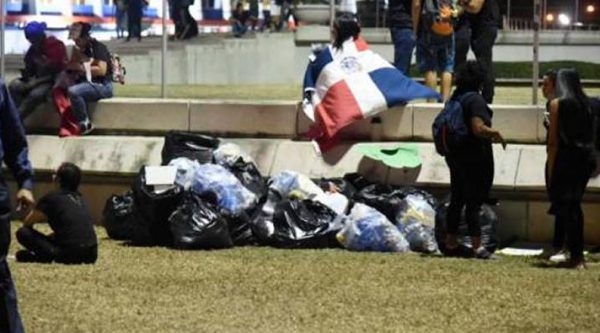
[118,29,600,85]
[15,135,600,245]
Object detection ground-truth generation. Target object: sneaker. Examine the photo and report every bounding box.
[549,250,569,263]
[15,250,37,263]
[474,247,494,260]
[80,122,94,135]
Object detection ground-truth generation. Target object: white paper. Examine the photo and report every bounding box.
[496,247,543,257]
[145,166,177,186]
[83,61,92,82]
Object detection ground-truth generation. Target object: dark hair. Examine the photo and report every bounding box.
[56,162,82,191]
[544,68,558,83]
[332,14,361,50]
[556,68,589,108]
[454,60,485,92]
[73,21,92,38]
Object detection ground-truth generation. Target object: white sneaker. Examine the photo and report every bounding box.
[80,121,95,135]
[549,250,569,263]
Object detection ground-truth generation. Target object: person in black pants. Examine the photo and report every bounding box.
[443,61,506,259]
[453,15,471,69]
[16,163,98,265]
[126,0,144,42]
[537,69,567,260]
[0,78,35,333]
[461,0,500,104]
[546,69,597,269]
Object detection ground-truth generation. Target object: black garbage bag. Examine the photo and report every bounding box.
[132,168,184,246]
[223,211,256,246]
[102,191,135,240]
[435,200,499,253]
[227,158,268,203]
[169,194,233,250]
[161,131,220,165]
[262,199,342,249]
[343,173,373,192]
[250,190,281,245]
[353,184,406,222]
[317,177,357,199]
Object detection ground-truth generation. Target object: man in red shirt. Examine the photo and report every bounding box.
[9,21,67,120]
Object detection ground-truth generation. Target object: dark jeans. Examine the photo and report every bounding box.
[68,80,113,126]
[127,10,142,39]
[552,215,566,249]
[16,227,97,264]
[390,27,416,75]
[116,8,127,38]
[471,27,497,104]
[8,78,53,120]
[232,22,248,37]
[0,183,25,333]
[445,157,492,237]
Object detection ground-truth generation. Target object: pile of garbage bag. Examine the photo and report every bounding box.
[103,132,498,254]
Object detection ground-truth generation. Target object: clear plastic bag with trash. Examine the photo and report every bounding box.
[168,157,201,190]
[191,164,258,215]
[395,194,439,253]
[337,203,410,252]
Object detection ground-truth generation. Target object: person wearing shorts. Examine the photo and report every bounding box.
[416,29,455,101]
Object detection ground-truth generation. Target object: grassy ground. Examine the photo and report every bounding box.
[8,225,600,333]
[114,84,600,105]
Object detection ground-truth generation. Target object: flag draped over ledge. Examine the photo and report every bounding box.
[302,37,440,152]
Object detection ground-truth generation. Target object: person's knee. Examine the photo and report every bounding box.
[16,226,33,245]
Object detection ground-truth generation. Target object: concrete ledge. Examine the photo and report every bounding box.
[19,135,600,243]
[24,98,547,144]
[189,100,297,137]
[412,103,542,143]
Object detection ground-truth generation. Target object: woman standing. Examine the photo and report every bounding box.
[546,69,597,269]
[443,60,506,259]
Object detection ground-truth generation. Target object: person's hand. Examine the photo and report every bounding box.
[66,62,84,72]
[16,189,35,214]
[492,131,507,150]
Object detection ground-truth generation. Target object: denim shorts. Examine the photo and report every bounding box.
[416,31,455,73]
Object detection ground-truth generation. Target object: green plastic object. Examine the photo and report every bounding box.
[358,144,422,169]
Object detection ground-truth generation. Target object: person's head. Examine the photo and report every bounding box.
[555,68,588,103]
[454,60,485,93]
[542,69,558,100]
[332,13,361,50]
[54,162,82,191]
[235,2,242,12]
[69,22,92,48]
[24,21,47,46]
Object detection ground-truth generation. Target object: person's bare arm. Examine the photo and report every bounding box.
[546,99,559,185]
[90,60,108,78]
[461,0,484,14]
[471,116,507,149]
[22,209,47,227]
[412,0,422,35]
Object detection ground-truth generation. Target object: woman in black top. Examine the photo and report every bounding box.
[443,60,505,259]
[546,69,597,269]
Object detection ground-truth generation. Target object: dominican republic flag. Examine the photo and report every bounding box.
[303,37,439,151]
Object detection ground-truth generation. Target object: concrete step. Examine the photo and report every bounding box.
[24,99,547,144]
[11,135,600,245]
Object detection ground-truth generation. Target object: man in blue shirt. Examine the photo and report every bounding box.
[0,78,36,333]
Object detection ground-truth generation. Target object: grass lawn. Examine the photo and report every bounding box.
[8,225,600,333]
[114,84,600,105]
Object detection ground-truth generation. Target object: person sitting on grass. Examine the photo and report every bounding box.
[16,162,98,264]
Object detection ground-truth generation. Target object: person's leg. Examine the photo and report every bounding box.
[471,27,497,104]
[552,214,566,250]
[390,27,415,75]
[8,79,26,108]
[68,81,112,128]
[0,183,25,333]
[440,35,455,101]
[454,25,471,70]
[15,226,58,263]
[565,202,585,265]
[445,159,465,251]
[18,82,52,121]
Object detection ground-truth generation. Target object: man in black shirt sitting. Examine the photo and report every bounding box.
[16,163,98,264]
[65,22,114,135]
